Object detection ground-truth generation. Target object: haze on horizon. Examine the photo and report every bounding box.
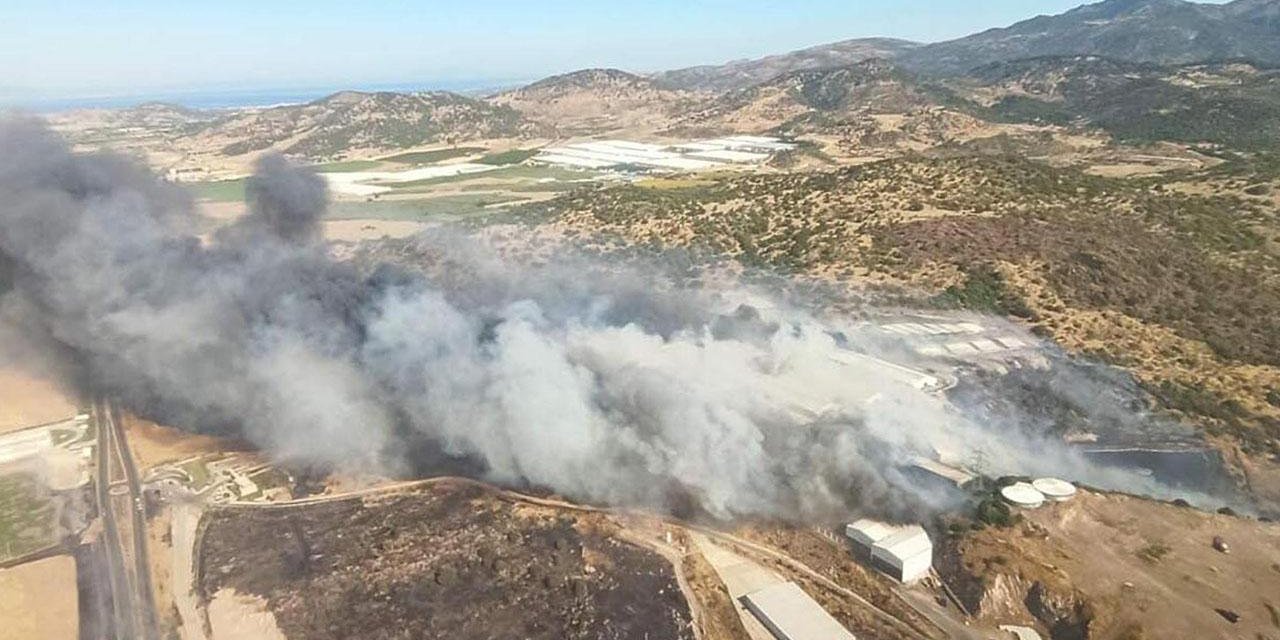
[1,0,1228,103]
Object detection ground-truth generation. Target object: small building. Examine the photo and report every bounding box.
[845,518,896,557]
[870,525,933,583]
[741,582,856,640]
[845,519,933,583]
[907,456,976,489]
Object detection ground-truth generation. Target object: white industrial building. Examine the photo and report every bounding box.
[845,519,933,583]
[741,582,856,640]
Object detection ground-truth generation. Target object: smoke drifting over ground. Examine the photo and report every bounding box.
[0,120,1208,521]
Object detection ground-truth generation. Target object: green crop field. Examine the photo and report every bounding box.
[188,179,246,202]
[327,194,531,221]
[311,160,383,173]
[386,164,601,192]
[477,148,540,165]
[380,147,486,164]
[0,473,57,562]
[179,458,214,490]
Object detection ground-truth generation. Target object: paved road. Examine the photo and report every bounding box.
[689,532,784,640]
[94,401,135,640]
[94,399,158,640]
[897,586,989,640]
[108,400,159,639]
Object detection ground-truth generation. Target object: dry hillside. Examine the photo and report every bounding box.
[490,68,707,135]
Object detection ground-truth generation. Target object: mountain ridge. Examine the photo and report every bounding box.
[899,0,1280,74]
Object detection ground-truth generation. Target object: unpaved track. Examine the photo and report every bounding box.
[170,503,207,640]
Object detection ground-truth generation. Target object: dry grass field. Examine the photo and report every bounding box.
[0,368,78,435]
[0,555,79,640]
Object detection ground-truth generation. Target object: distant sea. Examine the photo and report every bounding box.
[2,79,529,113]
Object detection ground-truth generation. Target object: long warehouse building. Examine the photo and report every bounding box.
[741,582,856,640]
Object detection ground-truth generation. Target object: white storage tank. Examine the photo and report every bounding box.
[1032,477,1077,502]
[1001,482,1046,509]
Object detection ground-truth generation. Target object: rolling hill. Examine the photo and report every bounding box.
[489,68,704,134]
[185,90,543,160]
[682,60,948,127]
[672,60,1012,154]
[962,56,1280,149]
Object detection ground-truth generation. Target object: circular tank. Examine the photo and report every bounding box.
[1000,482,1046,509]
[1032,477,1077,501]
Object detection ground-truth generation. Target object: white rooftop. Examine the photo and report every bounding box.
[872,525,932,561]
[909,456,976,486]
[845,518,897,546]
[741,582,856,640]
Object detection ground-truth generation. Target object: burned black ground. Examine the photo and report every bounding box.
[198,481,694,640]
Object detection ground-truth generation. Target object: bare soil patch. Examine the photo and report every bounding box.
[321,219,427,242]
[0,368,78,434]
[947,490,1280,639]
[123,413,244,471]
[0,554,79,640]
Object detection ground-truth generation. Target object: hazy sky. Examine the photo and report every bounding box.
[0,1,1222,98]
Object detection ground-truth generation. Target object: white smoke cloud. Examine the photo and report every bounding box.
[0,119,1231,523]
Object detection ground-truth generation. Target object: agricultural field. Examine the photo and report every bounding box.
[0,554,79,640]
[477,148,541,165]
[310,160,384,173]
[384,163,599,192]
[0,473,57,562]
[0,368,78,434]
[381,147,487,164]
[327,195,533,222]
[188,178,246,203]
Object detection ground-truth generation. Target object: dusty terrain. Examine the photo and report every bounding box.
[943,490,1280,640]
[122,413,244,471]
[0,554,79,640]
[321,219,429,242]
[0,368,79,434]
